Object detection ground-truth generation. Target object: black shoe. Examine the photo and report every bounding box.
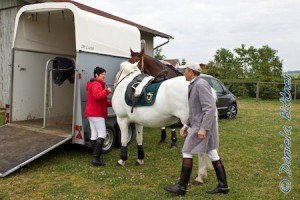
[91,158,106,166]
[164,184,187,196]
[206,186,229,194]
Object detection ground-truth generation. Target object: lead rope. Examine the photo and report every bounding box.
[141,56,144,73]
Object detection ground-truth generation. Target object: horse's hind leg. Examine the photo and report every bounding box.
[135,124,144,165]
[159,127,167,145]
[170,124,177,149]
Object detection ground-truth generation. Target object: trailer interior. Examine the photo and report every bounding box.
[0,8,76,177]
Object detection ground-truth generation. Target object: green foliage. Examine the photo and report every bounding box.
[206,44,283,80]
[222,80,300,100]
[181,58,186,65]
[205,61,221,78]
[212,48,243,79]
[260,83,280,100]
[227,83,249,97]
[0,112,5,125]
[154,47,166,60]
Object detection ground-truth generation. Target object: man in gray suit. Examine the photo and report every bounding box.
[164,63,229,196]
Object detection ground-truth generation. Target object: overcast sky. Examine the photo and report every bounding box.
[73,0,299,72]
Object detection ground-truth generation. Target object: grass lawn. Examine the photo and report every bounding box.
[0,99,299,199]
[0,111,5,125]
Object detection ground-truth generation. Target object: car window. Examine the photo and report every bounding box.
[210,79,225,95]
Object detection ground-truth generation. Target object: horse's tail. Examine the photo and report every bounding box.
[211,87,219,147]
[216,108,219,147]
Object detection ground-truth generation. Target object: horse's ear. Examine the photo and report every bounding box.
[130,48,134,55]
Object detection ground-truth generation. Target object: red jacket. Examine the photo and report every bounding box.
[85,78,112,118]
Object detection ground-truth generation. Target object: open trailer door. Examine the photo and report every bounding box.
[0,124,72,177]
[1,2,142,177]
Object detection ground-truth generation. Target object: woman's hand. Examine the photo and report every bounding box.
[180,126,188,137]
[106,88,112,93]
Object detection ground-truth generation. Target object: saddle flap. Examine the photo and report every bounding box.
[125,74,163,109]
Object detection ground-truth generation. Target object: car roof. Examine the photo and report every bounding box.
[200,74,214,78]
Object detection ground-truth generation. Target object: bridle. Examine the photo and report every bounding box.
[113,68,133,92]
[130,54,144,73]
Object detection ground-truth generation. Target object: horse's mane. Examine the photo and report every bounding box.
[143,54,167,69]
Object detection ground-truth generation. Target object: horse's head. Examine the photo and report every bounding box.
[113,61,141,88]
[129,48,144,64]
[120,61,140,75]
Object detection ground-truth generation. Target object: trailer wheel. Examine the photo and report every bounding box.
[114,123,134,147]
[102,126,115,154]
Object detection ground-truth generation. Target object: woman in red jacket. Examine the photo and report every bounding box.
[85,67,112,166]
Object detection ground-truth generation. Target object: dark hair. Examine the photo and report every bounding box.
[94,67,106,78]
[188,68,200,76]
[192,70,201,76]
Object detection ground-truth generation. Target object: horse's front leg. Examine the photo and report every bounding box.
[135,124,144,166]
[117,118,129,166]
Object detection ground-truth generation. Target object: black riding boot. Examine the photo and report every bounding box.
[206,159,229,194]
[91,138,106,166]
[164,158,193,196]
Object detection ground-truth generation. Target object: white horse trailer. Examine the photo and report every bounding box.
[0,2,140,177]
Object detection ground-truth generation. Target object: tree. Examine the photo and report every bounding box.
[206,44,283,80]
[255,45,282,78]
[234,44,254,78]
[154,47,166,60]
[205,61,221,78]
[208,48,243,79]
[234,44,283,79]
[181,58,186,65]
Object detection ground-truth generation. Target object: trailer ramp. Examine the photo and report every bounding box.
[0,124,72,177]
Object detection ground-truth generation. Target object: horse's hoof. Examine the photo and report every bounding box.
[135,159,144,166]
[117,159,125,166]
[158,140,166,146]
[192,180,204,186]
[193,174,206,185]
[170,143,177,149]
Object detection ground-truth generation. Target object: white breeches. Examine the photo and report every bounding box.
[88,117,106,140]
[182,149,220,161]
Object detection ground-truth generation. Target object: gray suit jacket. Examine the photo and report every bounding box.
[182,76,218,154]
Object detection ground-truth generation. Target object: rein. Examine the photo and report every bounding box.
[113,69,133,93]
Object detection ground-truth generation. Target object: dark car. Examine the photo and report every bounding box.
[200,74,237,119]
